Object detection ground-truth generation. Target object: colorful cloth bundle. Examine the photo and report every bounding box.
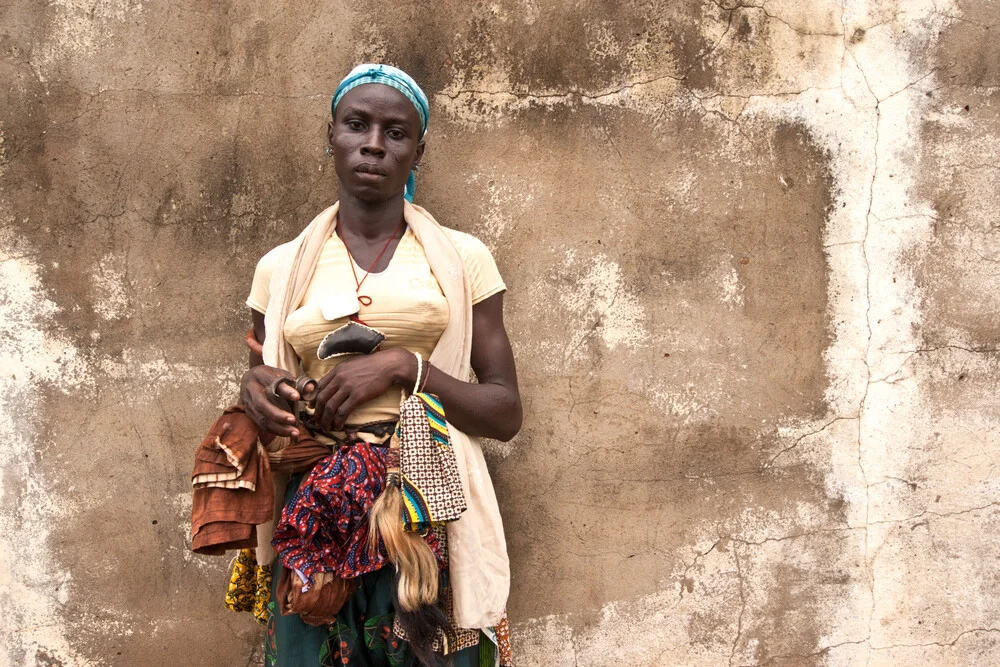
[271,419,453,585]
[272,436,440,583]
[397,393,467,532]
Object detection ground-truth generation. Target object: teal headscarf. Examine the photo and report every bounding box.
[332,64,429,202]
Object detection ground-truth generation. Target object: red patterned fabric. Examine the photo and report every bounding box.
[272,439,443,584]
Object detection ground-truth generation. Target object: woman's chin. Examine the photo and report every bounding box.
[344,185,404,204]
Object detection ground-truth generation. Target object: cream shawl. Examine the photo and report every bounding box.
[260,201,510,629]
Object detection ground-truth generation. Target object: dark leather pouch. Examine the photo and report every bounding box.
[317,320,386,359]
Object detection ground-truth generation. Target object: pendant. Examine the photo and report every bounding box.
[358,295,373,306]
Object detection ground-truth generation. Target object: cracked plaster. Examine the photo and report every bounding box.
[1,0,999,665]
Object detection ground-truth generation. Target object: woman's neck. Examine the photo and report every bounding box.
[337,191,406,241]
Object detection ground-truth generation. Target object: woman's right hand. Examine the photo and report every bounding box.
[241,365,301,438]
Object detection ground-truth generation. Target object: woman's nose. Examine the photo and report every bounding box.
[360,129,385,156]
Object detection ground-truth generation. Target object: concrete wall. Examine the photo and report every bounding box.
[1,0,998,664]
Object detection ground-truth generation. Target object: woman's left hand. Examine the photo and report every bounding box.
[310,347,415,431]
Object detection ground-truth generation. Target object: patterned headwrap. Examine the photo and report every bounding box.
[332,64,429,202]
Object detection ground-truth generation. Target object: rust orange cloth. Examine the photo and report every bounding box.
[191,407,275,555]
[268,437,334,475]
[276,568,357,626]
[191,404,345,555]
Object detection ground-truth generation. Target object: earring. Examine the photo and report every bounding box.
[412,163,420,172]
[325,145,334,156]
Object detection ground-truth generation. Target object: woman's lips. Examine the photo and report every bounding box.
[355,163,387,177]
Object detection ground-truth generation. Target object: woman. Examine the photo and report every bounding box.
[240,64,520,666]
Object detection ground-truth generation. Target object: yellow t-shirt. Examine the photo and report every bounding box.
[246,226,505,423]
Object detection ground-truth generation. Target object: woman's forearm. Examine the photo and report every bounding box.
[391,352,522,441]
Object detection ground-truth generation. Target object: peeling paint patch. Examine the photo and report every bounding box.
[647,383,716,421]
[0,244,88,666]
[465,171,537,248]
[558,252,646,360]
[97,352,243,409]
[0,123,7,180]
[32,0,144,78]
[0,228,243,662]
[718,266,744,309]
[91,252,132,320]
[436,74,685,128]
[353,23,389,63]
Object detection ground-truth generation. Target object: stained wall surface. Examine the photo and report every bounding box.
[1,1,999,665]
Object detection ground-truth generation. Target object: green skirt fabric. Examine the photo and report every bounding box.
[265,473,484,667]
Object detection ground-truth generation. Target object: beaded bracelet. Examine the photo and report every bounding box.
[419,361,430,393]
[412,351,424,396]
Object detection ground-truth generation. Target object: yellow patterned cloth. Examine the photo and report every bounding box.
[254,560,273,624]
[225,548,272,625]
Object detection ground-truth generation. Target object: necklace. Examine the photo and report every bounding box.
[336,218,406,307]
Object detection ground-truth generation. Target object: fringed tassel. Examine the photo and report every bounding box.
[392,570,448,667]
[367,474,439,611]
[368,418,447,666]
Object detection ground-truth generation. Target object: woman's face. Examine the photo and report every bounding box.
[328,84,425,203]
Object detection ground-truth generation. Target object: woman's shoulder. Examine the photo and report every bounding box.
[247,240,299,312]
[441,227,494,260]
[254,239,298,274]
[438,226,506,302]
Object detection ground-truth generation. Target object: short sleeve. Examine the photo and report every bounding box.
[446,230,507,305]
[245,244,289,314]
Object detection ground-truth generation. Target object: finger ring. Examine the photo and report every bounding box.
[295,375,317,402]
[266,376,296,412]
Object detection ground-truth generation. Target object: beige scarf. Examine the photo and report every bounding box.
[260,201,510,629]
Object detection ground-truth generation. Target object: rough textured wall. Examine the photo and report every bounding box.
[1,0,998,665]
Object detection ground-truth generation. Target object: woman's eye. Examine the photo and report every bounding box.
[387,130,404,140]
[347,120,364,130]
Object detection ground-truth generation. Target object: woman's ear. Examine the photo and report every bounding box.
[326,120,336,150]
[413,141,426,170]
